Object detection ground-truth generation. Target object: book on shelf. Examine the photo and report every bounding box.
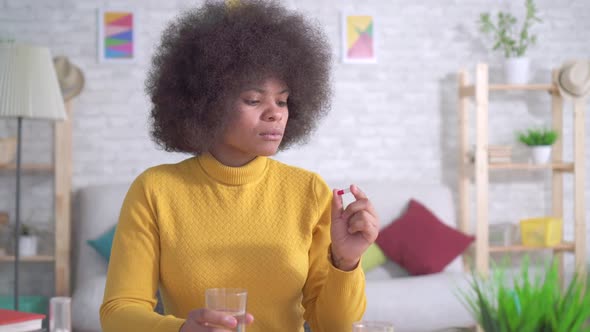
[489,157,512,164]
[488,151,512,157]
[488,145,512,150]
[467,153,512,164]
[0,309,45,332]
[467,145,513,164]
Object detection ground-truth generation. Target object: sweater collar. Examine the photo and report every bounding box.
[197,153,268,185]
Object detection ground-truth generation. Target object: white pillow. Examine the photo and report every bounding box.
[71,275,106,332]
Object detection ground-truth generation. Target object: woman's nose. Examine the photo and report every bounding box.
[263,104,284,122]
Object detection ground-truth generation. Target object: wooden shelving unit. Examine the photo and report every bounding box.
[458,63,587,278]
[0,101,73,296]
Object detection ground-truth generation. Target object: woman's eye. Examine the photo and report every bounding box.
[277,101,288,107]
[244,99,259,106]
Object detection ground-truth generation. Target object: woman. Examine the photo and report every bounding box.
[100,1,379,331]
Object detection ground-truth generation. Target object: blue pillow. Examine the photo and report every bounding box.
[87,225,116,262]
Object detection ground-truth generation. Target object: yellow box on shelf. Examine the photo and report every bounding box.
[520,217,563,246]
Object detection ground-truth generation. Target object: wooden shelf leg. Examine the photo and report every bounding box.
[475,63,490,277]
[54,100,73,296]
[458,69,471,272]
[551,69,565,285]
[573,97,587,278]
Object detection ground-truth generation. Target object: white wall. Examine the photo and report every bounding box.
[0,0,589,295]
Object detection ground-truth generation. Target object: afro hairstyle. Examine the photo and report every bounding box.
[145,0,333,154]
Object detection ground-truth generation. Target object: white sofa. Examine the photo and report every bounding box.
[70,181,475,332]
[71,184,128,332]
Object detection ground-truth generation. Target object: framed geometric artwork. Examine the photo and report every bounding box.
[341,13,377,64]
[97,9,137,63]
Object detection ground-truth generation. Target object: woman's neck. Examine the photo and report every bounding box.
[208,149,256,167]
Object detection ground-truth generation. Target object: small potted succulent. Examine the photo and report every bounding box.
[19,223,38,257]
[517,128,558,164]
[478,0,542,84]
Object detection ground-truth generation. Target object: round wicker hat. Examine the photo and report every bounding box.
[557,60,590,100]
[53,56,85,101]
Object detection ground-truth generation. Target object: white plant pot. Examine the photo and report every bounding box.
[531,146,552,164]
[19,235,38,257]
[504,57,530,84]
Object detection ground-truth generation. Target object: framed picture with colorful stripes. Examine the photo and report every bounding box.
[98,9,137,63]
[341,13,377,64]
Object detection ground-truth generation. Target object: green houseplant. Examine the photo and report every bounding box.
[20,223,33,236]
[478,0,542,84]
[517,128,558,164]
[517,128,558,146]
[458,258,590,332]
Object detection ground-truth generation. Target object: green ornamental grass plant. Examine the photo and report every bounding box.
[517,128,558,146]
[458,257,590,332]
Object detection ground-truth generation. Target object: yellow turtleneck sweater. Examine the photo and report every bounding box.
[100,154,366,332]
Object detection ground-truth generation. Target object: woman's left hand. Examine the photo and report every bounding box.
[330,184,379,271]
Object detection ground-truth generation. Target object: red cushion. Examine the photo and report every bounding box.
[375,199,474,275]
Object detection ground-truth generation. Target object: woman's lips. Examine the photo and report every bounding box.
[259,132,283,141]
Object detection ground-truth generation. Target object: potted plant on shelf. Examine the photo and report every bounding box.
[19,223,38,257]
[517,127,558,164]
[478,0,542,84]
[458,258,590,332]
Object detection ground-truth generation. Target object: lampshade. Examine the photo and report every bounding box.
[0,44,66,120]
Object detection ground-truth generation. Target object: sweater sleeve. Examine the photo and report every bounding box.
[99,173,185,332]
[302,175,367,332]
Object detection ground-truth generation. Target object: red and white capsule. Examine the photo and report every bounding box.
[336,187,351,196]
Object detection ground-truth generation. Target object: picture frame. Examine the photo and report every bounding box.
[97,8,138,63]
[341,13,377,64]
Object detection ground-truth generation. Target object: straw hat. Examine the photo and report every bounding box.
[53,56,85,101]
[556,60,590,100]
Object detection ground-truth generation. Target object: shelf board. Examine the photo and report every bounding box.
[460,84,557,97]
[489,242,575,253]
[0,255,55,262]
[488,162,574,172]
[0,163,54,173]
[465,161,575,172]
[489,84,556,92]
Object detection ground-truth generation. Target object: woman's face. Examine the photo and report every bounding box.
[209,77,289,167]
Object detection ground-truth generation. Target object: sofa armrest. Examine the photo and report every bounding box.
[71,275,106,332]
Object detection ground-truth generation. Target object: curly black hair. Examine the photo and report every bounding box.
[145,0,333,154]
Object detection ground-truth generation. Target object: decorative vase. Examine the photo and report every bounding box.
[531,145,551,164]
[19,235,38,256]
[504,57,530,84]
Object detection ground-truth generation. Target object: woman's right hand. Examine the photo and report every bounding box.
[179,309,254,331]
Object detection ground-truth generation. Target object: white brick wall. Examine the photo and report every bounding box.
[0,0,589,295]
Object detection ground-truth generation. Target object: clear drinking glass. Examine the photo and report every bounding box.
[352,321,395,332]
[205,288,247,332]
[49,296,71,332]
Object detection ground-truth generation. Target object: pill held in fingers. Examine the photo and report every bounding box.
[337,187,351,195]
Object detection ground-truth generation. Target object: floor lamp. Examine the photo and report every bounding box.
[0,44,66,310]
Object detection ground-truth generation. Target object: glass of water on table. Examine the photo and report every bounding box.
[205,288,248,331]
